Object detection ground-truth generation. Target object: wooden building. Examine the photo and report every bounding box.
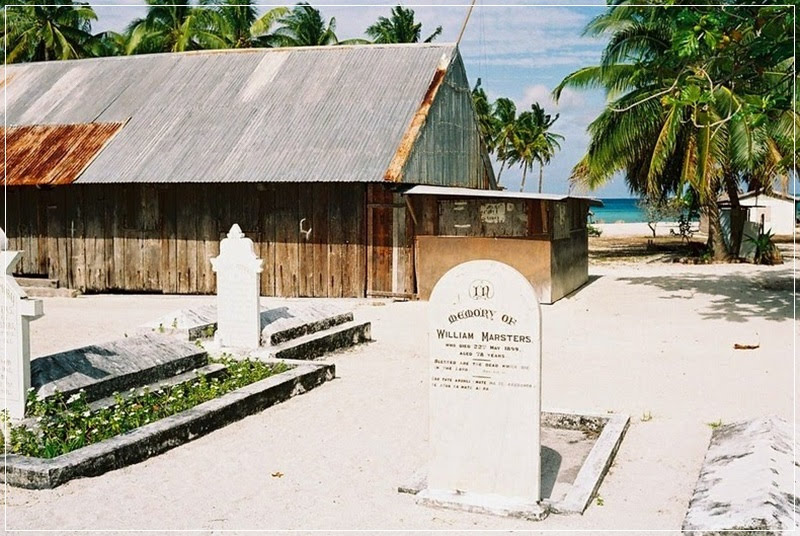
[3,44,598,302]
[3,44,494,298]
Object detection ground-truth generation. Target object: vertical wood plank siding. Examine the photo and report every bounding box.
[4,183,368,297]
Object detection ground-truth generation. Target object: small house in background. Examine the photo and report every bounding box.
[3,43,596,302]
[700,190,799,239]
[723,191,799,236]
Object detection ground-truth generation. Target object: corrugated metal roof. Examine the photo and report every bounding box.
[2,123,123,186]
[3,44,458,184]
[402,185,604,207]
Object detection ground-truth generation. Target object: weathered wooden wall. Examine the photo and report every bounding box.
[4,183,368,297]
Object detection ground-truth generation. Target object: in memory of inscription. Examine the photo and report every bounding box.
[210,224,264,349]
[417,260,544,518]
[2,250,44,420]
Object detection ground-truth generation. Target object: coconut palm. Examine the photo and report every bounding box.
[88,30,128,57]
[554,1,796,259]
[365,5,442,44]
[492,98,518,186]
[126,0,224,54]
[272,3,340,47]
[202,1,287,48]
[528,103,563,193]
[506,105,563,192]
[3,0,97,63]
[471,79,496,150]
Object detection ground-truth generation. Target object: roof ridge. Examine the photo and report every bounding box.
[7,42,458,68]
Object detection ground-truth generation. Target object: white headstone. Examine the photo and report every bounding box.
[1,251,44,419]
[418,260,543,518]
[210,224,263,349]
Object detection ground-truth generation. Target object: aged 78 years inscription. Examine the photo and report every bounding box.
[426,260,542,505]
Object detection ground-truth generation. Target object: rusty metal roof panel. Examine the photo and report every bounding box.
[2,44,459,184]
[2,123,123,186]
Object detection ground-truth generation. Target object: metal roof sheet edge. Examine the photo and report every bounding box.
[4,42,458,70]
[401,184,604,207]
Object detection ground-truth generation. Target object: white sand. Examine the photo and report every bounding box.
[4,257,796,532]
[595,221,687,237]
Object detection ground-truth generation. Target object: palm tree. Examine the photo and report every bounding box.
[507,105,563,192]
[3,0,97,63]
[202,1,287,48]
[492,98,517,186]
[471,79,497,150]
[273,3,339,47]
[366,5,442,44]
[126,0,224,54]
[554,1,796,259]
[88,30,128,57]
[528,103,563,193]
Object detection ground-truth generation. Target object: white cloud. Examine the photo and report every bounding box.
[520,84,584,111]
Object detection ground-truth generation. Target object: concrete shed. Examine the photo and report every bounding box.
[404,186,602,303]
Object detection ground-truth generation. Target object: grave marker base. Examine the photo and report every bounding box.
[416,488,549,521]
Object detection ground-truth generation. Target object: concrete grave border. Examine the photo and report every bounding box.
[541,410,629,515]
[2,363,334,489]
[399,410,629,518]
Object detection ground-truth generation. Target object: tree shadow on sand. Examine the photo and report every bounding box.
[618,268,795,323]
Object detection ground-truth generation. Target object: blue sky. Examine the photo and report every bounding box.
[91,1,632,197]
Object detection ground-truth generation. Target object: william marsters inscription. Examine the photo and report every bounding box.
[426,260,542,504]
[432,307,534,393]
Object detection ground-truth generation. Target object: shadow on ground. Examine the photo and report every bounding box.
[618,269,795,323]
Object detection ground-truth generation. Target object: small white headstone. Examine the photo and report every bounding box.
[210,224,263,349]
[418,260,544,518]
[1,251,44,419]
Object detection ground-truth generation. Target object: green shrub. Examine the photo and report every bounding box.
[3,357,290,458]
[749,229,782,265]
[587,223,602,237]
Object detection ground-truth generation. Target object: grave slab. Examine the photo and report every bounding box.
[31,333,207,403]
[3,363,334,489]
[682,416,798,535]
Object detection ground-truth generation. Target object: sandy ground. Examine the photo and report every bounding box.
[4,230,797,534]
[594,221,685,237]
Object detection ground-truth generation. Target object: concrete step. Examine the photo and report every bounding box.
[268,311,354,345]
[269,320,371,361]
[22,286,80,298]
[88,363,228,412]
[15,276,58,288]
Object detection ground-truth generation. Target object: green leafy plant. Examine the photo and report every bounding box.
[3,357,290,458]
[587,223,602,237]
[749,229,781,265]
[707,419,723,430]
[201,325,217,338]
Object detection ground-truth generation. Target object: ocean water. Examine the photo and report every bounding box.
[591,198,645,223]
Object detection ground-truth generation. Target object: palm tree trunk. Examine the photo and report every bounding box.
[705,199,729,262]
[538,162,543,193]
[496,160,506,186]
[520,165,528,192]
[723,170,744,256]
